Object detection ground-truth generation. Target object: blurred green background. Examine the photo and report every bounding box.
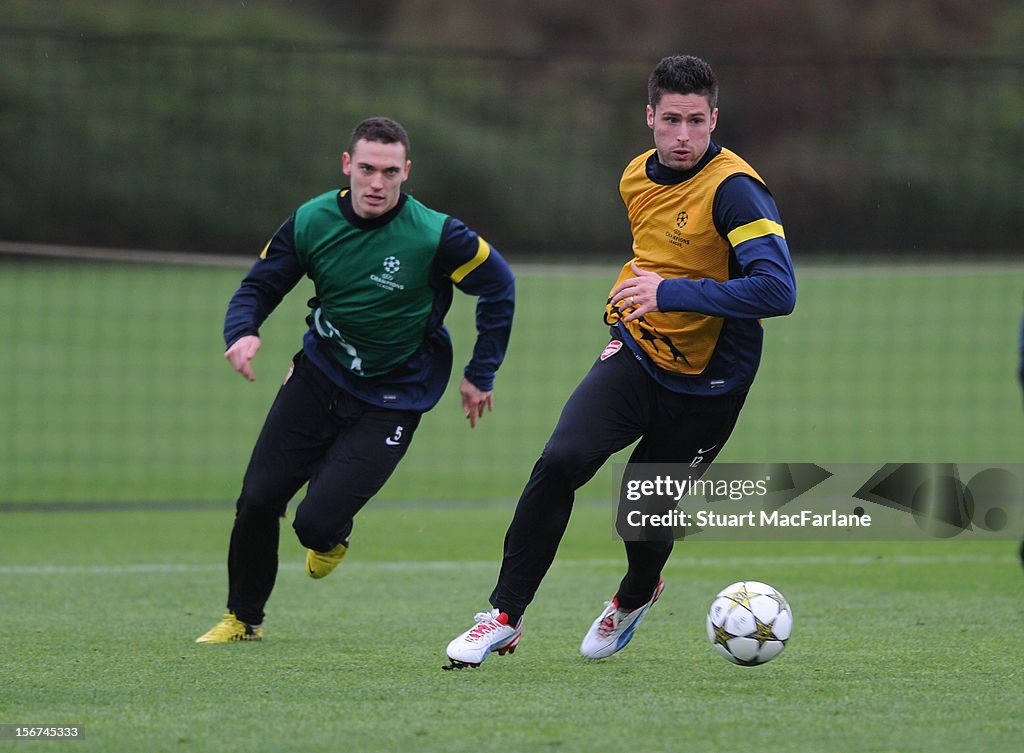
[1,258,1022,504]
[2,0,1023,255]
[1,1,1023,505]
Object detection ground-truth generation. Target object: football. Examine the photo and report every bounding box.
[706,581,792,666]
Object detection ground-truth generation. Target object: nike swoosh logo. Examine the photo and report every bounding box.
[385,438,401,446]
[697,445,718,454]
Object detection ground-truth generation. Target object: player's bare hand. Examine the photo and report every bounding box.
[610,261,664,323]
[459,377,493,429]
[225,335,261,381]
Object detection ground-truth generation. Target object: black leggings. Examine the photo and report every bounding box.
[489,345,746,620]
[226,352,421,625]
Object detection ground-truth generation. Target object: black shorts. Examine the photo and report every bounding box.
[545,343,747,483]
[238,350,422,550]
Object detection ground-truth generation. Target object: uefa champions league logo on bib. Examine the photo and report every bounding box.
[371,256,405,291]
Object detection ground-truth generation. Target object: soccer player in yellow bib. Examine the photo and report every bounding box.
[446,55,796,667]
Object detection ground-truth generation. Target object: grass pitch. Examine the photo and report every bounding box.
[1,506,1023,753]
[2,255,1024,751]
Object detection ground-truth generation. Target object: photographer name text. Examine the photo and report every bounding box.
[626,509,872,529]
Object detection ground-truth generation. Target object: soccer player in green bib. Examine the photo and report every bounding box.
[197,117,515,643]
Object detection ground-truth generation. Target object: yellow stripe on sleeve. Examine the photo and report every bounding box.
[259,239,271,259]
[727,218,786,248]
[450,237,491,283]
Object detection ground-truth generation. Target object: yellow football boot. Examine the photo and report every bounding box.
[305,541,349,579]
[195,613,263,644]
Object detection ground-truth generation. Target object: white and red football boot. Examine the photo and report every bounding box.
[579,580,664,660]
[445,608,523,668]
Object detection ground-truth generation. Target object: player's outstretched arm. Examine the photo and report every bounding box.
[225,335,261,381]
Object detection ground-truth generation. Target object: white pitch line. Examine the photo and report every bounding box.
[0,552,1009,576]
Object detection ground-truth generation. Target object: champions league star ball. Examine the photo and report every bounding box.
[706,581,792,666]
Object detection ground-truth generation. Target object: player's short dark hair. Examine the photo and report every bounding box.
[648,55,719,111]
[348,117,410,156]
